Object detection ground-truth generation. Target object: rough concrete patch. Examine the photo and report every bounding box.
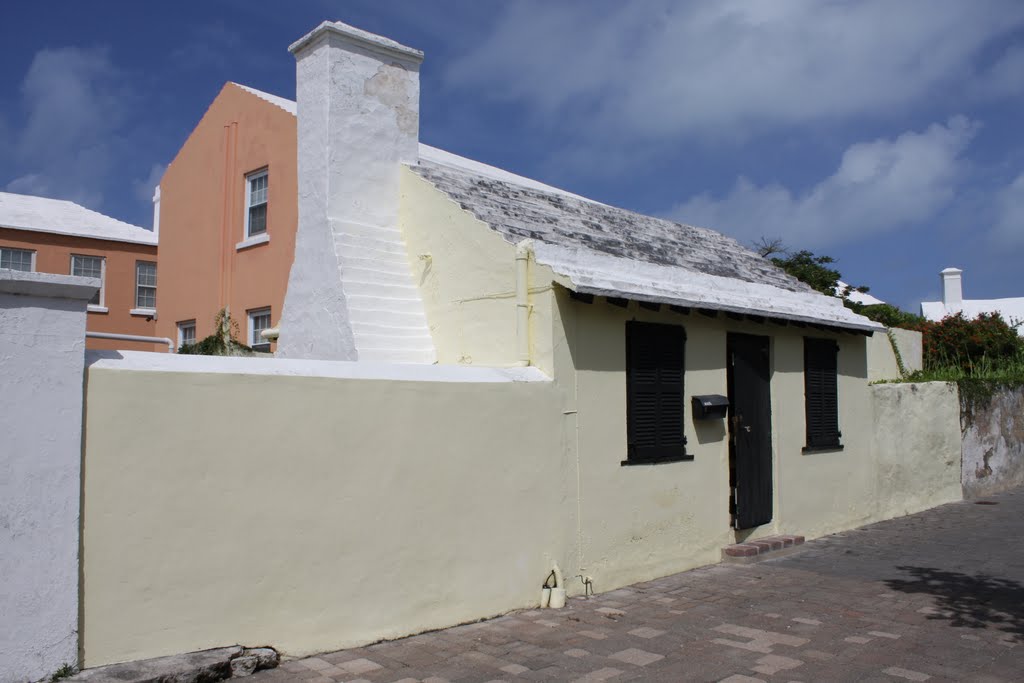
[67,646,242,683]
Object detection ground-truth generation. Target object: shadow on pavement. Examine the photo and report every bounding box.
[885,566,1024,641]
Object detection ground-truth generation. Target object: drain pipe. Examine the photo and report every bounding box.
[515,239,534,367]
[86,331,174,352]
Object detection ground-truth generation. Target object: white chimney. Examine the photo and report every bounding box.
[277,21,434,362]
[151,185,160,240]
[941,267,963,313]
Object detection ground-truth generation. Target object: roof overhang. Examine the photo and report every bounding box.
[533,243,883,335]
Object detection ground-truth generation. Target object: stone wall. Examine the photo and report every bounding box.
[961,386,1024,498]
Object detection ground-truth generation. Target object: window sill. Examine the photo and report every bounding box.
[130,308,157,318]
[87,305,108,314]
[621,454,694,466]
[236,233,270,251]
[802,444,844,454]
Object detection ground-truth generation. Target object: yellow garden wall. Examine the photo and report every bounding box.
[81,360,570,667]
[81,321,962,667]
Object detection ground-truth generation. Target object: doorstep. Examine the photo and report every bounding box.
[722,534,805,564]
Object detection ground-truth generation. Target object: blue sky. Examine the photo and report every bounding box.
[1,1,1021,311]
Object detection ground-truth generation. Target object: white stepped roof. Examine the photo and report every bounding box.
[921,297,1024,334]
[0,192,156,246]
[233,83,881,333]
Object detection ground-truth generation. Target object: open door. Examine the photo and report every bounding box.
[727,333,773,529]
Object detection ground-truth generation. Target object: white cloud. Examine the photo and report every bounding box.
[992,173,1024,246]
[667,117,978,248]
[447,0,1024,140]
[132,163,166,204]
[5,46,129,209]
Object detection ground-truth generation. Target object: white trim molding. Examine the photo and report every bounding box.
[236,233,270,251]
[130,308,157,318]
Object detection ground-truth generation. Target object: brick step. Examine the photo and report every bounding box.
[722,535,805,563]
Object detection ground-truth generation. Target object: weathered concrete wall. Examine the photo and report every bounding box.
[962,386,1024,498]
[891,328,923,375]
[0,271,96,683]
[866,328,923,382]
[871,382,963,518]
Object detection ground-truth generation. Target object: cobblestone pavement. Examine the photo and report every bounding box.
[253,488,1024,682]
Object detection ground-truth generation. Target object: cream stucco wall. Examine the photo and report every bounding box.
[81,315,963,667]
[82,359,570,667]
[400,169,521,366]
[871,382,962,517]
[866,327,924,382]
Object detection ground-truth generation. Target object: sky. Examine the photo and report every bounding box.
[1,0,1022,311]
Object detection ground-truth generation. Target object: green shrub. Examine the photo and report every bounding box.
[917,312,1023,371]
[177,309,254,356]
[850,303,927,329]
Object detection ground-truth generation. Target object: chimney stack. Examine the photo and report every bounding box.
[941,267,963,314]
[276,21,428,360]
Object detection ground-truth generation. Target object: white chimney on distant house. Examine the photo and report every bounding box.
[941,267,963,314]
[276,21,429,361]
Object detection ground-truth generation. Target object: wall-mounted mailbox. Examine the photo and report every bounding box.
[692,394,729,420]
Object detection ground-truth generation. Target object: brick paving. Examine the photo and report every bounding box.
[252,488,1024,682]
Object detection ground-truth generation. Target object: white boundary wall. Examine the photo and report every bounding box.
[0,270,97,683]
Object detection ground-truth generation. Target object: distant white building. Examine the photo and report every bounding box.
[920,268,1024,335]
[835,281,885,306]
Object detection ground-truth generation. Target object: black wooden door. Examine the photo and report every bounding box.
[727,333,773,529]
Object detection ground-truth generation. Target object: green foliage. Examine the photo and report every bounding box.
[177,309,254,356]
[915,312,1023,372]
[770,250,843,297]
[50,664,75,681]
[763,244,925,330]
[851,303,927,329]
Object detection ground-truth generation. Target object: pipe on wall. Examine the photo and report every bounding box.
[86,331,175,352]
[515,239,534,367]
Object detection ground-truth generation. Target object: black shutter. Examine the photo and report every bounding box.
[627,322,686,462]
[804,338,840,449]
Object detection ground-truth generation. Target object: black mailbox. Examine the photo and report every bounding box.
[692,394,729,420]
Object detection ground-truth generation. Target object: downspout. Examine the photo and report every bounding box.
[515,239,534,367]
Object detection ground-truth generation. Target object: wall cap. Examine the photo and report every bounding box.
[0,269,99,301]
[289,20,424,63]
[86,350,551,383]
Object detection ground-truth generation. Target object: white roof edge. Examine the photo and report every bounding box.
[85,350,551,383]
[288,20,424,61]
[534,243,883,333]
[231,83,298,115]
[0,192,157,245]
[0,221,158,246]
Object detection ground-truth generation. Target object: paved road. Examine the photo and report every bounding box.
[254,488,1024,682]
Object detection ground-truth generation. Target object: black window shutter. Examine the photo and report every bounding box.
[627,322,686,461]
[804,338,840,449]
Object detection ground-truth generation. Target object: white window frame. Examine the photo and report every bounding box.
[177,320,197,349]
[244,168,268,239]
[133,261,157,313]
[71,254,106,312]
[248,307,272,351]
[0,247,36,272]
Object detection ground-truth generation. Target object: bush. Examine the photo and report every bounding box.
[849,303,927,330]
[917,312,1023,371]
